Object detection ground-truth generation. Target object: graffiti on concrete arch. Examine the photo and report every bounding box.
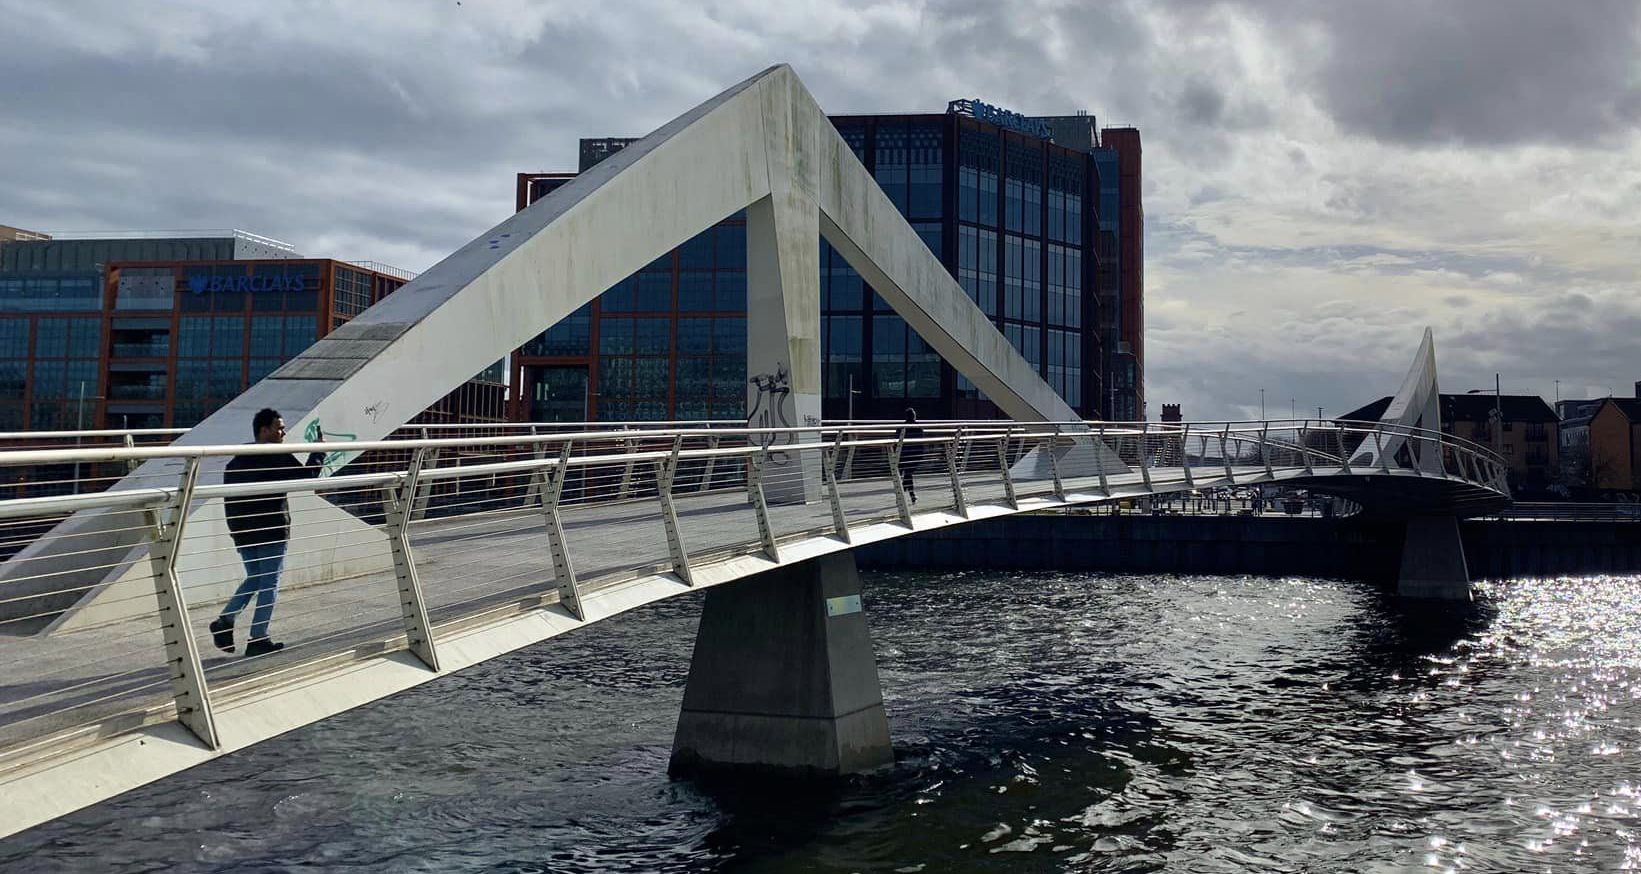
[747,363,797,464]
[303,419,358,477]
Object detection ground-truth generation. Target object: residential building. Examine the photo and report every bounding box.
[1557,397,1607,486]
[512,100,1141,424]
[1588,395,1641,491]
[1339,393,1560,493]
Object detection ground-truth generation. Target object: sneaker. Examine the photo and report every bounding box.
[244,639,285,658]
[208,617,234,653]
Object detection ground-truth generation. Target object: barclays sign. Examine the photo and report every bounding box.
[947,98,1051,139]
[188,274,306,295]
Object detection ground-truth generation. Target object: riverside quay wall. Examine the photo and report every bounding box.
[855,512,1641,580]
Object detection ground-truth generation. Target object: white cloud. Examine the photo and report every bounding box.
[0,0,1636,420]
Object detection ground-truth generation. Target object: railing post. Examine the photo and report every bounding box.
[948,427,969,517]
[1049,425,1066,500]
[1260,422,1274,480]
[523,441,548,507]
[822,441,851,542]
[384,449,440,671]
[123,433,140,474]
[1336,425,1354,475]
[888,434,914,526]
[1300,425,1314,476]
[1221,425,1235,484]
[145,458,218,749]
[540,440,585,620]
[1373,429,1391,474]
[410,446,440,521]
[617,428,638,499]
[697,434,721,493]
[842,437,858,482]
[748,448,780,560]
[1180,423,1194,488]
[998,427,1019,509]
[1095,423,1110,495]
[1137,422,1152,492]
[656,436,693,586]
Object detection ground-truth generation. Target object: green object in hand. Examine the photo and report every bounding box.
[304,420,323,442]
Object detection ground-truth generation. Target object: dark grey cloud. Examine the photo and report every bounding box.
[1261,0,1641,146]
[0,0,1636,422]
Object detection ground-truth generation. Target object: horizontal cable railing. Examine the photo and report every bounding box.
[0,418,1507,769]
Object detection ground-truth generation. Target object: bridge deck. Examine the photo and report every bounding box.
[0,463,1279,747]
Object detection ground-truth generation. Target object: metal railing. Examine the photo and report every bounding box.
[1493,502,1641,522]
[0,418,1505,770]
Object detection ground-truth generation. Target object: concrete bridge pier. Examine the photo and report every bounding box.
[670,551,893,778]
[1396,515,1472,600]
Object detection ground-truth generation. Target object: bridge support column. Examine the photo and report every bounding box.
[670,551,892,778]
[1397,515,1471,600]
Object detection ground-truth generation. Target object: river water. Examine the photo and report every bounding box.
[6,570,1641,872]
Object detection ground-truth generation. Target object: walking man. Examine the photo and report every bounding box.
[899,407,924,504]
[209,408,325,658]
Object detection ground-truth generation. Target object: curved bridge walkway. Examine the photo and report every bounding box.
[0,418,1507,837]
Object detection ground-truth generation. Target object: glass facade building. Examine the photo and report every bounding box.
[0,232,506,433]
[1095,127,1144,421]
[513,104,1130,423]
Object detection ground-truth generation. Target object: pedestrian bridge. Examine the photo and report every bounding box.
[0,60,1510,837]
[0,416,1505,837]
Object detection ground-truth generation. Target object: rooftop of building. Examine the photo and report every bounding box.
[24,229,297,252]
[0,225,50,242]
[1340,393,1560,424]
[1596,397,1641,421]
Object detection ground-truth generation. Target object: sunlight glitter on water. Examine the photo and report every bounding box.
[5,571,1641,872]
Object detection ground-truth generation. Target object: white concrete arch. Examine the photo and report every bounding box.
[1,64,1124,626]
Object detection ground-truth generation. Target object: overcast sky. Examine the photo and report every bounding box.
[2,0,1638,420]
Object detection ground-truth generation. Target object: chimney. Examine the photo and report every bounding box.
[1160,403,1182,423]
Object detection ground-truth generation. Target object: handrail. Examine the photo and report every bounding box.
[0,418,1505,470]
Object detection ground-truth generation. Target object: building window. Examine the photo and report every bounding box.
[1003,235,1041,322]
[115,268,176,311]
[0,275,101,312]
[1048,328,1081,408]
[523,304,591,357]
[958,226,998,316]
[958,127,1000,227]
[823,315,863,400]
[334,267,372,318]
[822,242,865,313]
[1047,244,1081,329]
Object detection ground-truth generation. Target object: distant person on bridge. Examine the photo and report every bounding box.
[899,407,924,504]
[209,409,326,658]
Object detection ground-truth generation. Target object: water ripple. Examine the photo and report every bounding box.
[5,571,1641,872]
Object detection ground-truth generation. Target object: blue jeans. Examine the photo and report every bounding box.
[221,542,286,641]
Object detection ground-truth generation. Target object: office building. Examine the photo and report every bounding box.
[0,225,50,243]
[0,231,504,433]
[512,99,1145,423]
[1094,127,1144,421]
